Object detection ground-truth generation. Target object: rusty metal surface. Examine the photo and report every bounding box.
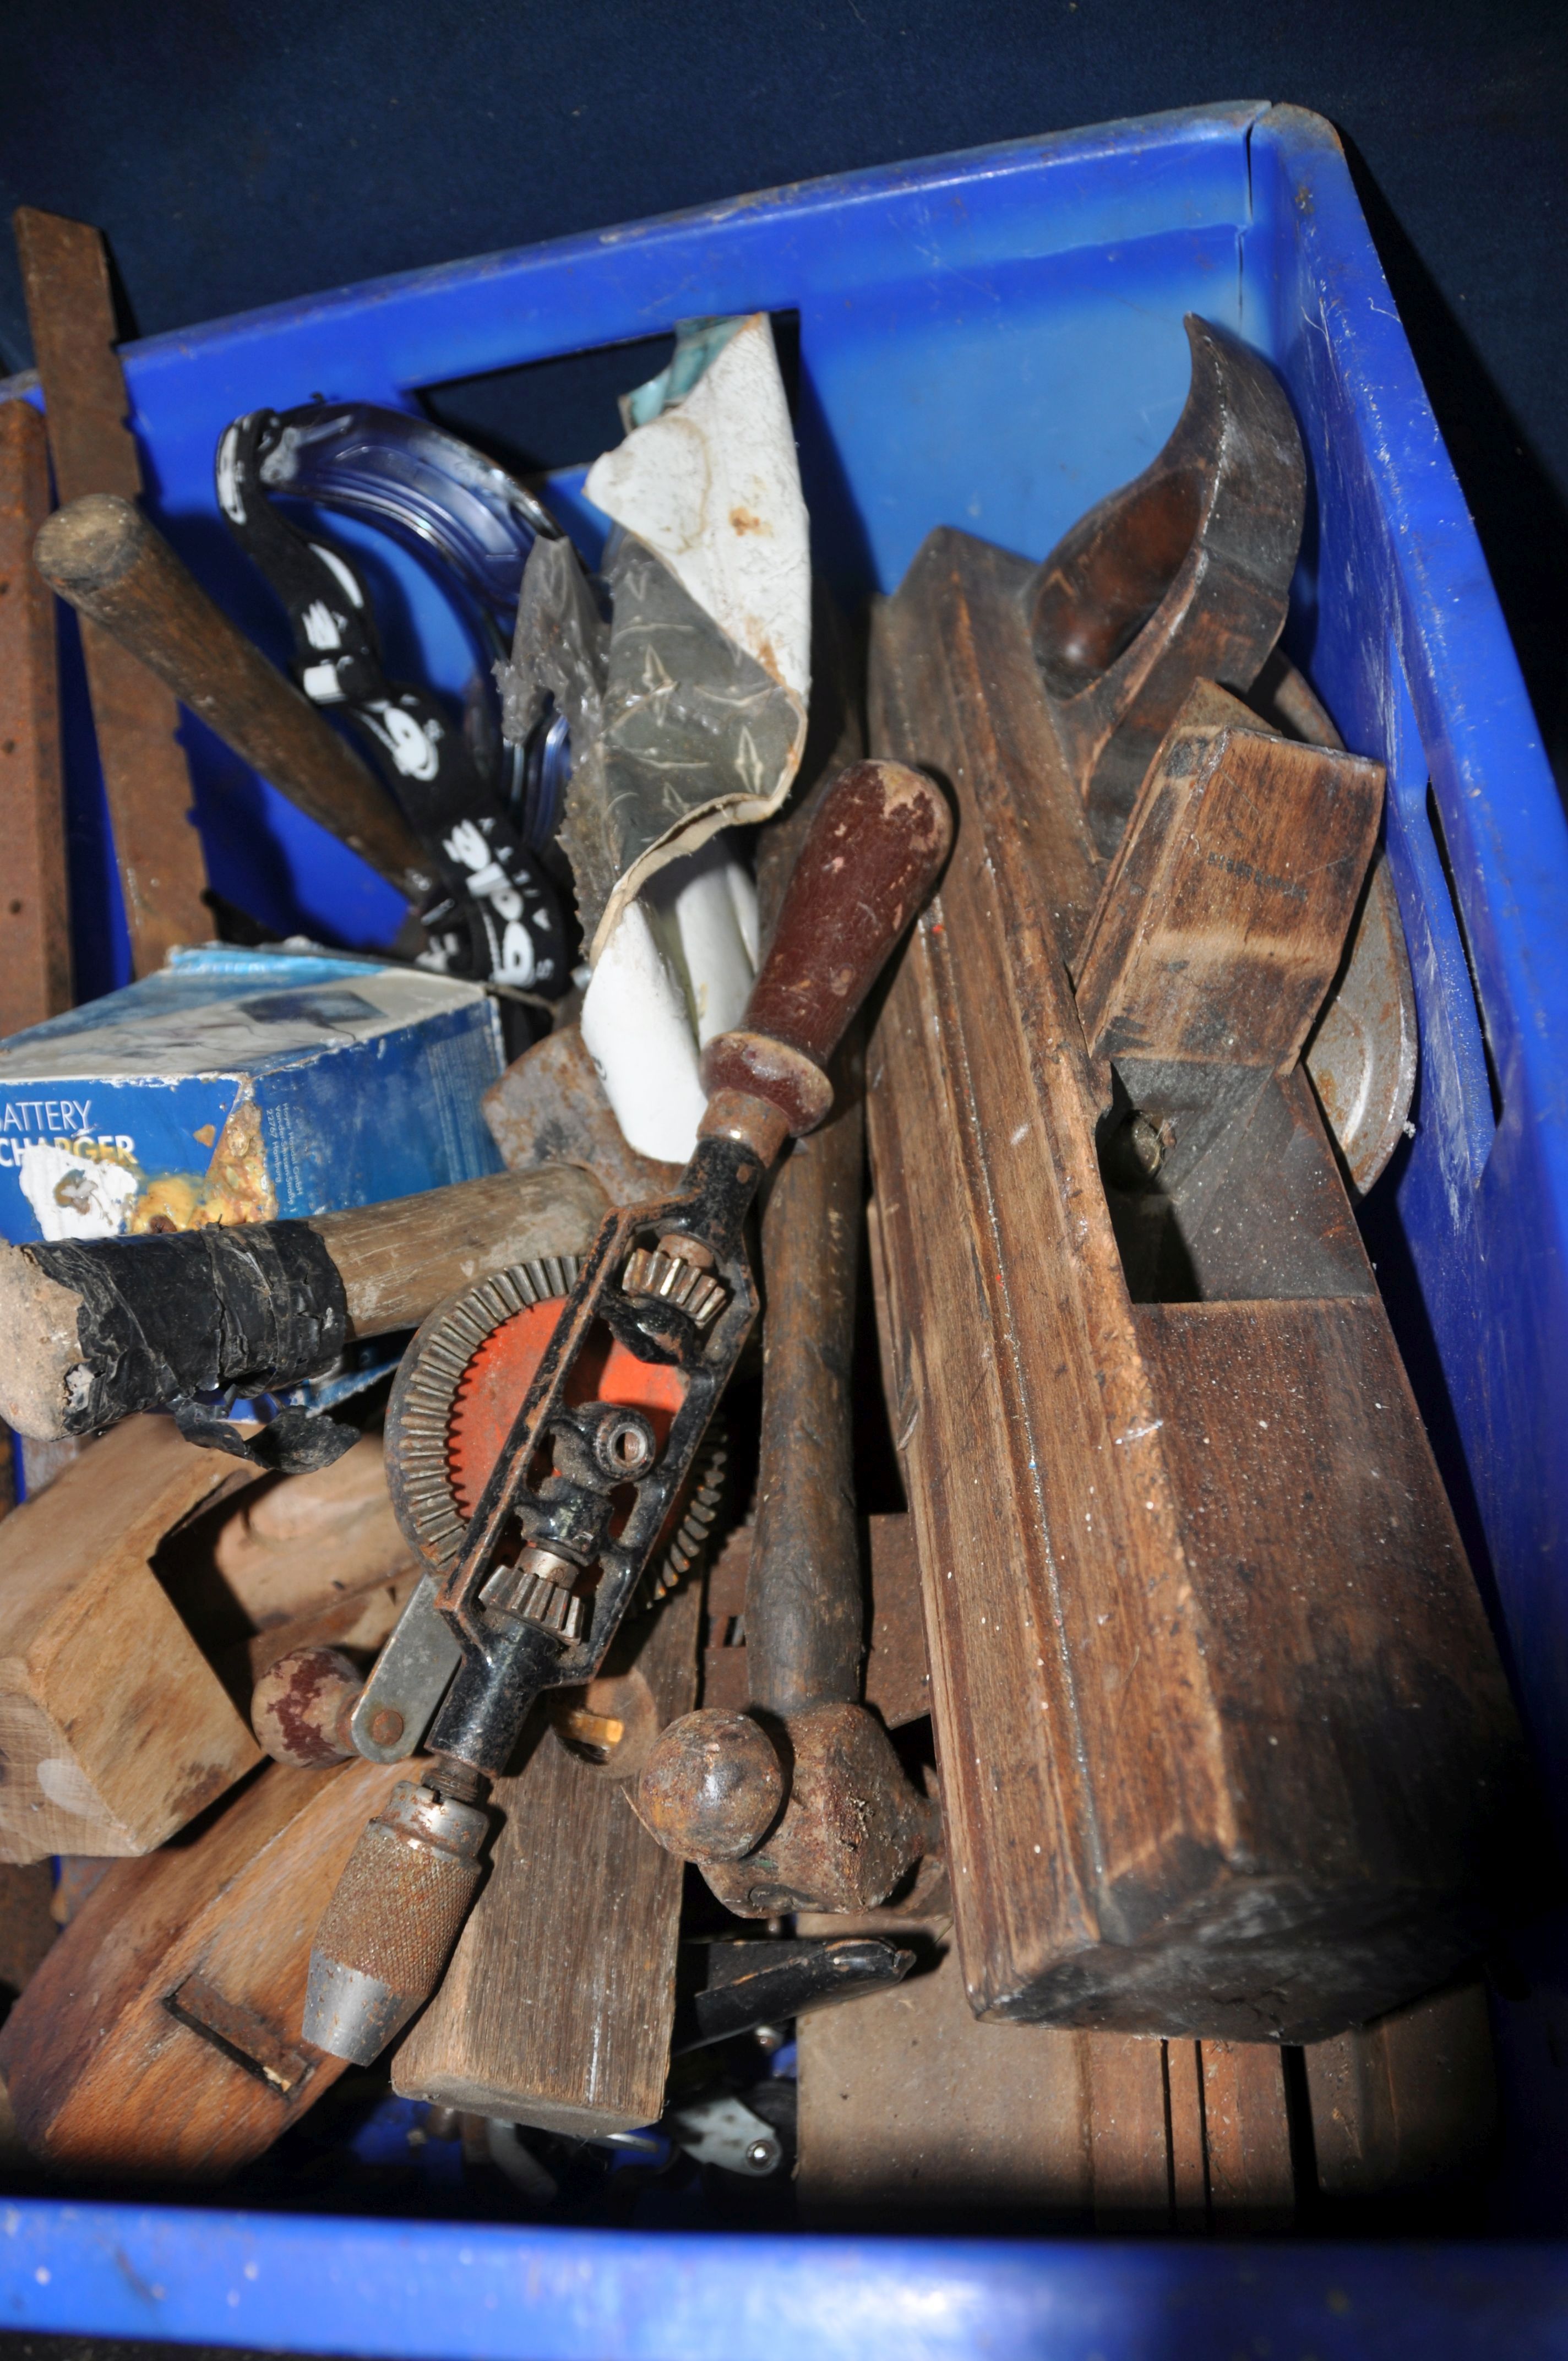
[697,1701,933,1917]
[638,1707,786,1861]
[701,1514,932,1728]
[0,400,71,1036]
[484,1022,684,1204]
[164,1972,312,2097]
[15,206,208,973]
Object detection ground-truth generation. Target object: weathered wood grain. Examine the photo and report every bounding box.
[0,399,71,1036]
[15,208,208,972]
[393,1578,701,2132]
[0,1416,260,1862]
[1075,686,1384,1074]
[864,525,1529,2039]
[797,1914,1297,2228]
[0,1753,405,2177]
[311,1165,608,1337]
[1305,1981,1496,2200]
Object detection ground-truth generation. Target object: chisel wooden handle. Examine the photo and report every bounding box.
[0,1165,606,1442]
[33,492,428,896]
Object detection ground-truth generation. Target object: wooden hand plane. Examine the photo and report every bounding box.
[863,328,1529,2042]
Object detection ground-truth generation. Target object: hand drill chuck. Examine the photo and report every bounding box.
[303,1777,489,2064]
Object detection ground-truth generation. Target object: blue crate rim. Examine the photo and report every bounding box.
[6,2198,1568,2361]
[5,99,1567,2356]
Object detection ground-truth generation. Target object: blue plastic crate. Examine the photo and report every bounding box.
[3,97,1566,2358]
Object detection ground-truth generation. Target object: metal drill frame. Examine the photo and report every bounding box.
[425,1133,762,1775]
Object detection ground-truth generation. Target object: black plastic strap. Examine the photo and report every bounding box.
[32,1223,349,1435]
[216,408,569,997]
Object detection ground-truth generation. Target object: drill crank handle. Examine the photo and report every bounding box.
[698,758,952,1152]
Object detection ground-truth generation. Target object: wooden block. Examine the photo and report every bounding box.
[393,1577,701,2132]
[210,1435,416,1630]
[864,525,1528,2039]
[14,208,208,972]
[1199,2039,1294,2226]
[1085,2034,1170,2225]
[1305,1982,1496,2198]
[0,1753,405,2177]
[0,1416,259,1862]
[1074,686,1384,1073]
[0,399,72,1035]
[240,1566,421,1686]
[0,1422,424,1863]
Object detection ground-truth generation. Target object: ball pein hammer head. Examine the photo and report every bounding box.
[303,1779,488,2065]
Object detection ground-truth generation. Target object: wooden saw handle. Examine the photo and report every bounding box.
[33,491,428,896]
[699,759,951,1137]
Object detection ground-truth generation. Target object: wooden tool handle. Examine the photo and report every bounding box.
[699,760,951,1135]
[0,1167,607,1442]
[32,492,428,896]
[311,1166,607,1335]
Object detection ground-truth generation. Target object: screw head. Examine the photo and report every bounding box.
[746,2137,778,2172]
[369,1708,405,1748]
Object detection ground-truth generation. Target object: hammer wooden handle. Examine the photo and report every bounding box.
[33,492,428,896]
[0,1166,607,1443]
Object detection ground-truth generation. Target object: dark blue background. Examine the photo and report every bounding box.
[1,0,1563,776]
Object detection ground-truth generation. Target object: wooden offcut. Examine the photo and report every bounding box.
[0,1417,259,1863]
[0,1419,429,1862]
[393,1579,701,2132]
[15,207,208,973]
[0,399,72,1035]
[797,1915,1296,2227]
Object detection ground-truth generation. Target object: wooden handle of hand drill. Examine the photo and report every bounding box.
[33,493,428,896]
[699,760,951,1136]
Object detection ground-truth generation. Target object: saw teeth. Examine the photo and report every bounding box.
[621,1247,726,1329]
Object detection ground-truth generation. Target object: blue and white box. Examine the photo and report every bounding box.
[0,948,504,1243]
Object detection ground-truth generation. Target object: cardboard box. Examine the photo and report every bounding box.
[0,948,503,1243]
